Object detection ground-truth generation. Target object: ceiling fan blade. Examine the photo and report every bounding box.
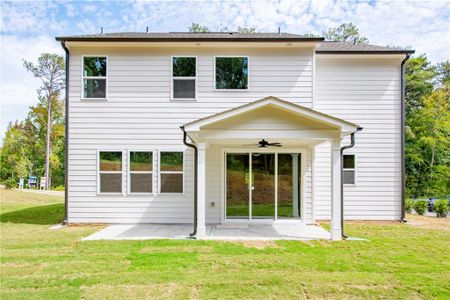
[270,144,282,147]
[242,144,260,146]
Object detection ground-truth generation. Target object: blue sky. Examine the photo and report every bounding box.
[1,0,449,136]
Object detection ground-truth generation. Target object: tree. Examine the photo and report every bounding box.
[188,23,209,32]
[405,55,437,113]
[23,54,65,189]
[406,86,450,197]
[322,22,368,44]
[237,26,256,33]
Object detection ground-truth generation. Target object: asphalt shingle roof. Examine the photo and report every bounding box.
[55,32,323,41]
[317,41,414,54]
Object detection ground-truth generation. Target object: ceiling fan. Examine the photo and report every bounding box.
[244,139,282,148]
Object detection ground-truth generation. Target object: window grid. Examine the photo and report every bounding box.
[171,56,197,100]
[128,151,153,194]
[343,154,356,185]
[158,151,184,194]
[98,151,122,194]
[82,55,108,99]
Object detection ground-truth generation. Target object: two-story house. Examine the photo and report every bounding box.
[56,32,414,240]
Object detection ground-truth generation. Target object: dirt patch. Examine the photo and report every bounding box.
[232,240,279,249]
[405,214,450,231]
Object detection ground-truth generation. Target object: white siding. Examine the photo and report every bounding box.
[68,46,313,223]
[314,56,402,220]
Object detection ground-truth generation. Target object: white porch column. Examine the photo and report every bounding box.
[196,142,207,239]
[291,154,299,218]
[330,138,342,240]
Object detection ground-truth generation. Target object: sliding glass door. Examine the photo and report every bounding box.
[225,152,301,220]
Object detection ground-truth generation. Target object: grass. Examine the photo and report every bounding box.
[1,189,449,299]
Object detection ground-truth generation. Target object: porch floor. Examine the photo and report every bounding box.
[82,222,331,241]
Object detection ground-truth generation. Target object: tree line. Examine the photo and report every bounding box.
[0,23,448,196]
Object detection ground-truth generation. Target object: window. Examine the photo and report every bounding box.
[99,151,122,193]
[215,57,248,90]
[343,155,356,185]
[159,151,183,193]
[172,57,196,99]
[83,56,107,98]
[129,151,153,193]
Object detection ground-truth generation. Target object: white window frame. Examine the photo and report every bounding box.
[97,150,124,195]
[128,150,154,195]
[81,55,108,100]
[343,154,356,186]
[171,55,197,101]
[158,150,185,194]
[214,55,250,91]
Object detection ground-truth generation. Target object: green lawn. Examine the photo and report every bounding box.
[1,189,449,299]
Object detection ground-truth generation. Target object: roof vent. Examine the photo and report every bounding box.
[278,27,281,35]
[146,26,149,33]
[100,27,103,35]
[229,32,233,35]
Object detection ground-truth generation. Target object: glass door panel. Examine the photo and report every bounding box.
[251,153,275,219]
[226,153,249,219]
[277,153,301,218]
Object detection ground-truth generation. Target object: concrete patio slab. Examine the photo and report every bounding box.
[82,222,331,241]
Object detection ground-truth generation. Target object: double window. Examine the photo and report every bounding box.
[343,155,356,185]
[215,56,248,90]
[172,57,196,100]
[83,56,107,99]
[99,151,122,193]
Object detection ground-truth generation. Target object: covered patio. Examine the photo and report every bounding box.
[183,96,361,241]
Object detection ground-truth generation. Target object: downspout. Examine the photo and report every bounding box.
[400,54,411,222]
[180,126,198,238]
[340,127,362,239]
[61,41,69,225]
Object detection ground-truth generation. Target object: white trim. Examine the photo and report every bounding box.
[81,55,108,100]
[170,55,197,101]
[213,55,250,91]
[158,150,185,194]
[127,150,154,195]
[222,147,306,223]
[343,154,357,186]
[184,97,359,133]
[312,46,316,109]
[97,150,123,195]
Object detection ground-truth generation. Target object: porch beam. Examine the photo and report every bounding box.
[330,138,342,240]
[196,142,207,239]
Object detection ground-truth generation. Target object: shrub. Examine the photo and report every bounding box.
[413,199,427,215]
[434,199,449,218]
[3,178,16,190]
[405,199,413,214]
[53,185,65,191]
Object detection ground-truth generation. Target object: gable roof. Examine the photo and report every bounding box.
[183,96,360,134]
[318,41,414,54]
[55,32,324,42]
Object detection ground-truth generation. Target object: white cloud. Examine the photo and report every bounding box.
[0,0,449,136]
[0,35,62,135]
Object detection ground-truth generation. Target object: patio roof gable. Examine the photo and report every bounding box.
[183,96,360,134]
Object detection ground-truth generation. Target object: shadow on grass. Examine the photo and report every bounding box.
[0,203,64,225]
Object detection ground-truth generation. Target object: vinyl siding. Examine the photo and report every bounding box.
[314,56,402,220]
[67,46,313,224]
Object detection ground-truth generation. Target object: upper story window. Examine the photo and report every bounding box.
[172,56,196,100]
[99,151,122,193]
[215,57,248,90]
[343,155,356,185]
[83,56,107,99]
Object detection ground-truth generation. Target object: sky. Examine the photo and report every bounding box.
[1,0,449,137]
